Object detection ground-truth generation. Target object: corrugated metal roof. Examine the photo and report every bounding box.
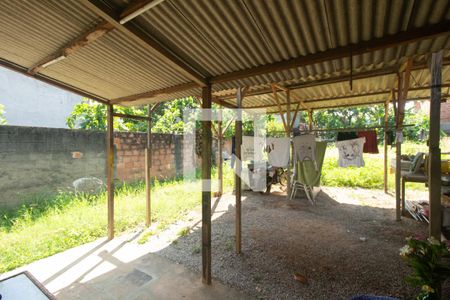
[0,0,449,109]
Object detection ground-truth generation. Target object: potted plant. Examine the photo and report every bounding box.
[400,237,450,299]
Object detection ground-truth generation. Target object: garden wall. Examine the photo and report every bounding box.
[0,126,224,209]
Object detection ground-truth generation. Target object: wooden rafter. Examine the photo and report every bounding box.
[112,82,199,104]
[80,0,207,87]
[0,58,109,104]
[210,22,450,84]
[271,84,288,132]
[217,60,450,102]
[245,83,450,110]
[28,21,114,75]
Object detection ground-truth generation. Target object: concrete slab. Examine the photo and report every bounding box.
[1,232,252,300]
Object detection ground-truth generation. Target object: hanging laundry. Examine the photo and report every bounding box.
[386,130,395,145]
[337,131,358,141]
[265,137,290,167]
[242,136,265,161]
[357,130,379,153]
[293,134,316,165]
[336,137,366,167]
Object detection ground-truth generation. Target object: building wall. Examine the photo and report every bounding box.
[0,67,82,128]
[0,126,222,209]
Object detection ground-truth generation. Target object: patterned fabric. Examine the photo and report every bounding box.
[336,137,366,167]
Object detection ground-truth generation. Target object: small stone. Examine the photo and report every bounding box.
[359,237,367,242]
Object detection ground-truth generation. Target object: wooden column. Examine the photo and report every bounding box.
[384,100,389,194]
[395,77,403,221]
[218,114,223,196]
[106,104,115,240]
[286,90,292,199]
[235,88,243,254]
[201,84,212,284]
[429,51,443,239]
[145,104,152,227]
[308,109,313,131]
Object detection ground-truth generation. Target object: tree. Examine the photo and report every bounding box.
[312,104,430,142]
[67,97,199,133]
[0,104,6,125]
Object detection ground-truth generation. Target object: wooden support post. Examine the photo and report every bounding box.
[429,51,443,239]
[308,109,313,131]
[395,76,403,221]
[201,84,212,284]
[106,104,115,240]
[286,90,292,200]
[396,59,412,219]
[384,100,389,194]
[218,116,223,196]
[235,88,243,254]
[145,104,152,227]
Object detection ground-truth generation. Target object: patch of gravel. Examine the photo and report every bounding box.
[154,187,427,299]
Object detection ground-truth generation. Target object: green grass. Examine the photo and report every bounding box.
[321,142,431,190]
[0,175,211,273]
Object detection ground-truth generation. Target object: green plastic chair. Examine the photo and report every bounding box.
[290,141,327,204]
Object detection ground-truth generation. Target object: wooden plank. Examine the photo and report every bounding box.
[111,82,199,104]
[235,87,243,254]
[429,51,443,239]
[308,110,313,130]
[201,85,212,284]
[395,75,403,221]
[384,99,389,194]
[106,104,115,240]
[81,0,207,87]
[248,83,450,110]
[112,112,149,121]
[286,89,292,200]
[291,102,301,130]
[28,21,114,75]
[211,22,450,84]
[119,0,165,23]
[271,85,288,132]
[218,118,223,196]
[145,104,152,227]
[0,58,109,105]
[217,62,450,101]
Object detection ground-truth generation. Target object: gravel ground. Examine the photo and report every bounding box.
[155,186,429,299]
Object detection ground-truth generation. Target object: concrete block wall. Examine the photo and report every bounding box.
[0,126,106,208]
[0,126,222,209]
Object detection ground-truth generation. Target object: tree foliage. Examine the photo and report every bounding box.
[67,98,430,142]
[0,104,7,125]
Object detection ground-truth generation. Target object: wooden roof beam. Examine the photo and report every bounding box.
[120,0,166,24]
[210,22,450,84]
[28,21,114,75]
[81,0,208,87]
[248,83,450,109]
[111,82,198,104]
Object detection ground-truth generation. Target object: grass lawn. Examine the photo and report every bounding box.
[321,142,429,190]
[0,142,428,273]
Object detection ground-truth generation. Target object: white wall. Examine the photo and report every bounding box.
[0,67,82,128]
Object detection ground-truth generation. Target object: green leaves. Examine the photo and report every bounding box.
[0,103,7,125]
[400,237,450,299]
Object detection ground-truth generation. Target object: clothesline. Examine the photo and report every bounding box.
[302,124,414,133]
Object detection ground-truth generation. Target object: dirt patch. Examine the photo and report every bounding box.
[155,186,427,299]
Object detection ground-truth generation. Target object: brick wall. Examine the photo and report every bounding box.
[114,132,185,181]
[441,101,450,123]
